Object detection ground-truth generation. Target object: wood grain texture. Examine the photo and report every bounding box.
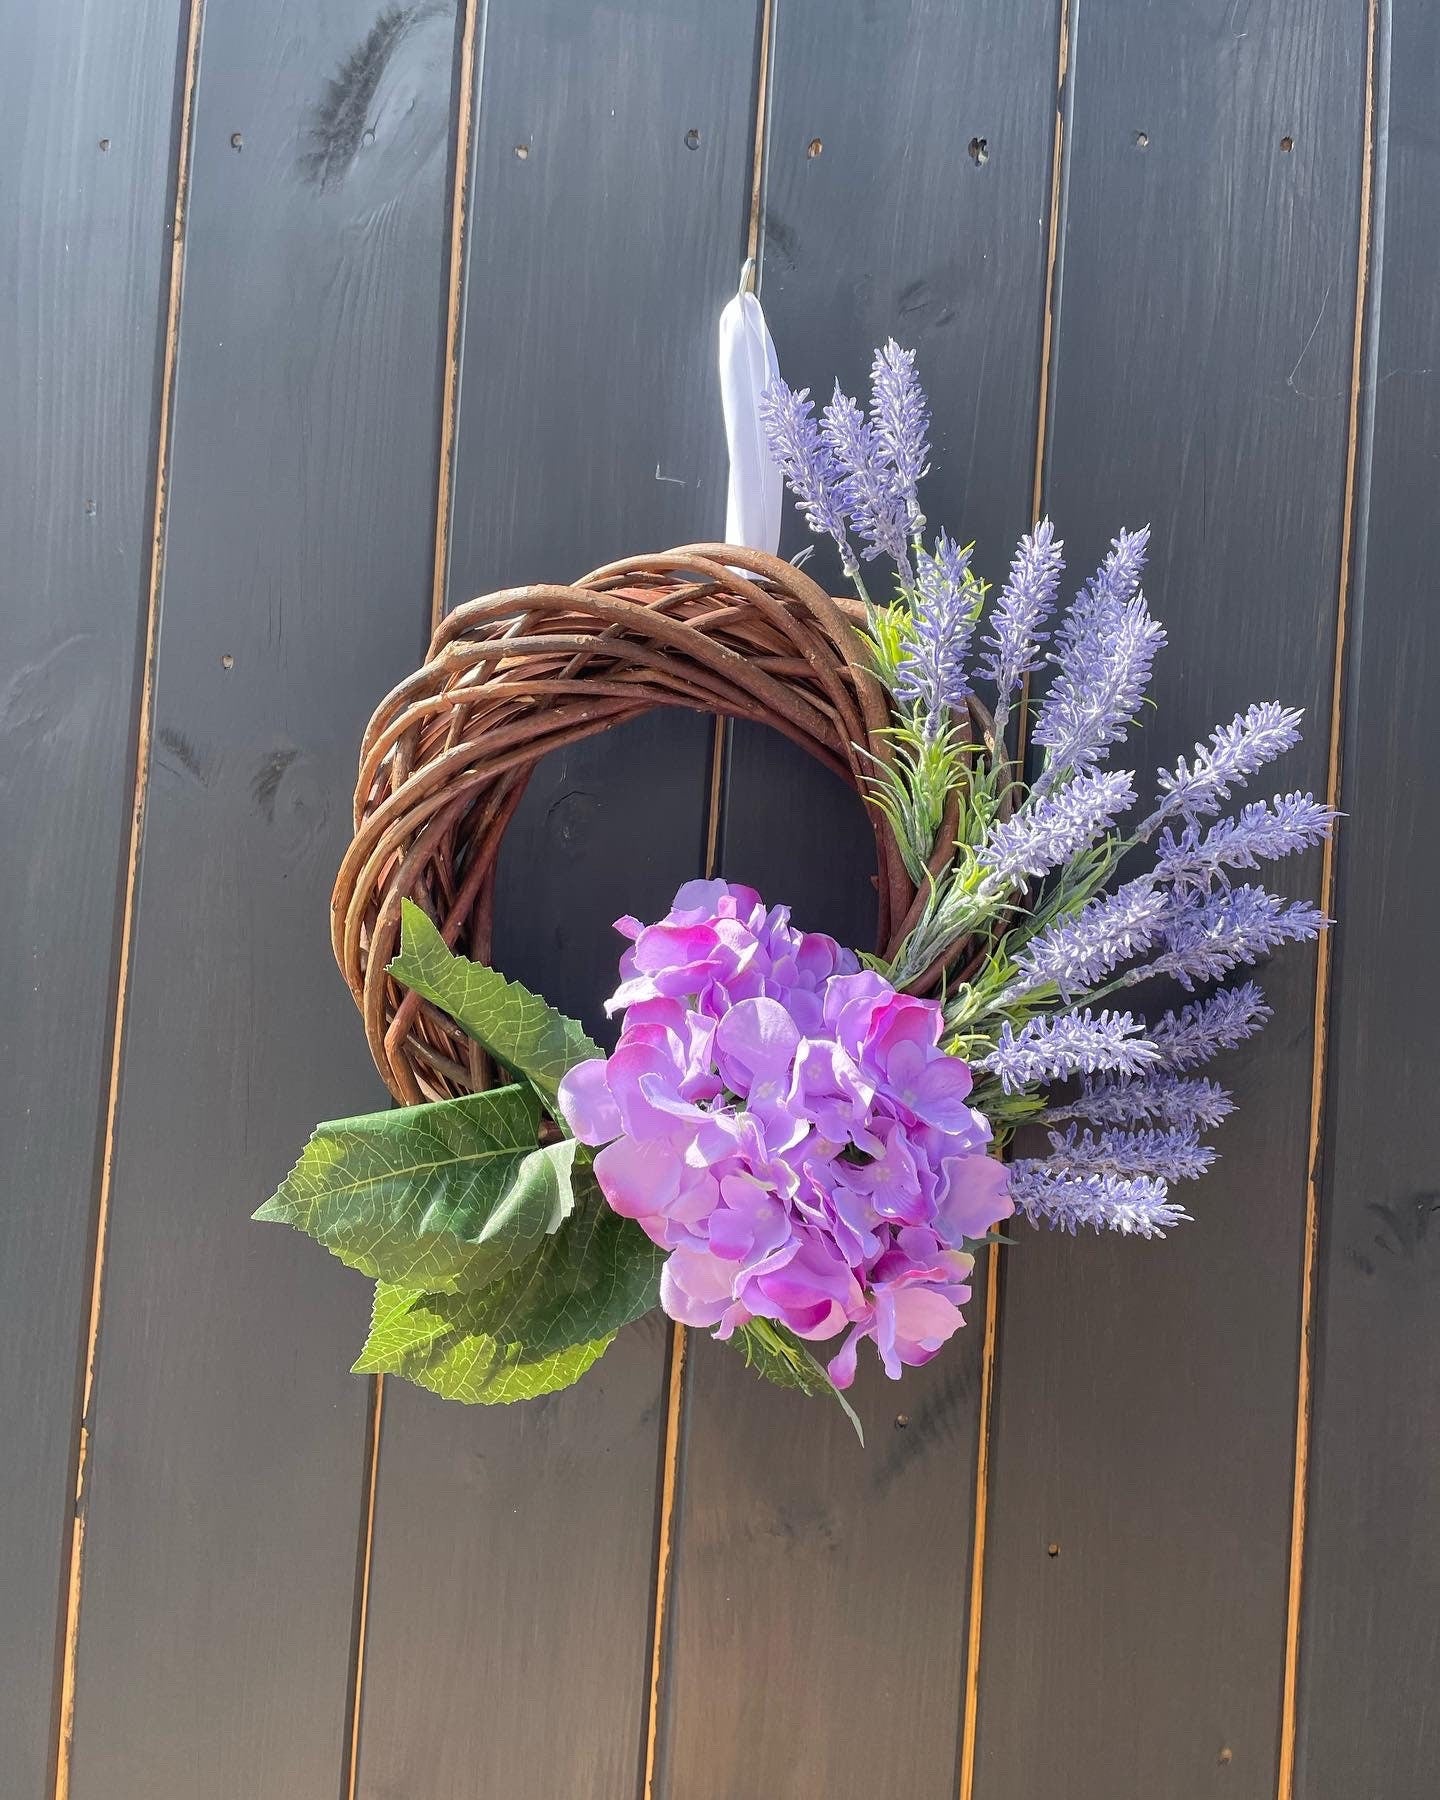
[1295,6,1440,1794]
[655,3,1063,1793]
[0,3,185,1793]
[351,5,764,1794]
[61,5,459,1796]
[974,6,1368,1797]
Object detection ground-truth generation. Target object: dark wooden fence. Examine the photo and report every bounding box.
[4,2,1435,1797]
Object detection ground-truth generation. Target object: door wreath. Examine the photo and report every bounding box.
[258,340,1332,1437]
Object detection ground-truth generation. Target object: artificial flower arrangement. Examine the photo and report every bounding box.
[258,342,1332,1439]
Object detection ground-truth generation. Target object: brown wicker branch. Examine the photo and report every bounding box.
[332,546,995,1104]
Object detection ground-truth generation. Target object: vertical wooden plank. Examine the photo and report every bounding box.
[1297,6,1440,1794]
[656,4,1063,1794]
[975,6,1368,1797]
[61,5,459,1796]
[0,3,185,1794]
[351,6,764,1796]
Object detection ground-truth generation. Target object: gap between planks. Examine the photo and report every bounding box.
[342,1374,386,1800]
[640,713,728,1800]
[956,4,1070,1795]
[640,707,727,1797]
[1275,2,1382,1795]
[642,6,774,1791]
[430,0,485,637]
[344,3,485,1795]
[640,1317,691,1800]
[50,1,207,1796]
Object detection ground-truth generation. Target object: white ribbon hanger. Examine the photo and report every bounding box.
[718,259,783,555]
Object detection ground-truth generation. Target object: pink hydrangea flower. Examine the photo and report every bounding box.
[558,881,1012,1388]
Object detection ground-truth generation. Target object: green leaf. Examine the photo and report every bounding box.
[255,1085,582,1292]
[354,1282,615,1403]
[352,1171,663,1403]
[730,1318,864,1445]
[466,1168,662,1352]
[387,899,601,1109]
[412,1173,660,1353]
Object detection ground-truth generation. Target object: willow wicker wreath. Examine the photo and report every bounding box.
[332,543,995,1107]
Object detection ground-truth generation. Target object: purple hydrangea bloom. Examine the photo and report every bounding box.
[1007,1163,1190,1236]
[758,380,858,575]
[979,1008,1158,1092]
[822,385,913,573]
[1032,530,1165,791]
[979,767,1137,884]
[870,339,930,536]
[896,533,976,737]
[557,882,1014,1389]
[1145,702,1305,827]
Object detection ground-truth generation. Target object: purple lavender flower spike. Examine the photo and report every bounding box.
[895,533,976,737]
[1156,792,1335,888]
[980,1008,1158,1092]
[1091,524,1150,605]
[1148,982,1271,1070]
[1032,529,1165,792]
[1142,702,1305,830]
[1009,874,1170,999]
[1007,1163,1190,1236]
[758,379,858,575]
[1045,1072,1236,1132]
[869,339,931,536]
[1044,1124,1216,1183]
[821,384,913,574]
[1138,883,1328,990]
[979,767,1136,884]
[981,520,1065,748]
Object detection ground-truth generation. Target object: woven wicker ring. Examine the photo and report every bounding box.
[331,543,991,1105]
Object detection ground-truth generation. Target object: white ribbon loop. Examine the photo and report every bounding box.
[719,265,783,554]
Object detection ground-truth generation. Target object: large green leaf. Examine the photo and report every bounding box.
[354,1282,615,1403]
[461,1171,664,1353]
[387,899,602,1109]
[731,1318,864,1445]
[255,1085,583,1292]
[353,1174,662,1400]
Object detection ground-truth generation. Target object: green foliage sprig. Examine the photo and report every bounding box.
[256,899,662,1405]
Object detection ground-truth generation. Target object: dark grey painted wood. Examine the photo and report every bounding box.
[1297,8,1440,1795]
[975,7,1367,1797]
[352,4,763,1794]
[11,5,1432,1794]
[657,3,1063,1793]
[0,4,184,1793]
[63,5,459,1796]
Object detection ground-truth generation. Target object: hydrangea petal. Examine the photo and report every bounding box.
[661,1246,739,1327]
[556,1058,621,1146]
